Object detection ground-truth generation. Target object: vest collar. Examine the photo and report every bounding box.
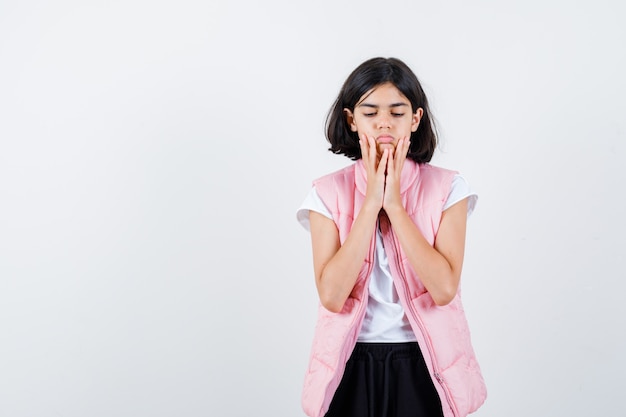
[355,159,420,196]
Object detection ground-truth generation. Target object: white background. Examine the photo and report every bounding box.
[1,1,625,416]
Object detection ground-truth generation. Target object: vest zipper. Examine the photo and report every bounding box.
[380,215,459,417]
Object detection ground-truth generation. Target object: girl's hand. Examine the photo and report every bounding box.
[359,134,387,212]
[383,137,410,212]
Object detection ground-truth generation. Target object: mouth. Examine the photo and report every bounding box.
[376,135,394,144]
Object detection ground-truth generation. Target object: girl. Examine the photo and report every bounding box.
[297,57,487,417]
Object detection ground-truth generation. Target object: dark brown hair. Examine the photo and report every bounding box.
[325,57,438,163]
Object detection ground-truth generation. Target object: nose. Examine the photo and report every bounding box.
[377,115,391,129]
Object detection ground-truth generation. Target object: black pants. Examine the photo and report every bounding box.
[325,342,444,417]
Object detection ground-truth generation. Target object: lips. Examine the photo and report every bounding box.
[376,135,394,144]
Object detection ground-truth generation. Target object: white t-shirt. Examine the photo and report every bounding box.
[296,174,477,343]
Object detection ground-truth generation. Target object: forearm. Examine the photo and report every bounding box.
[316,204,379,312]
[384,206,461,306]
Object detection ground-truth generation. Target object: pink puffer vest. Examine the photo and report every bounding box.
[301,159,487,417]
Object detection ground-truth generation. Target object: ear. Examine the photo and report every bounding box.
[411,108,424,132]
[344,108,358,132]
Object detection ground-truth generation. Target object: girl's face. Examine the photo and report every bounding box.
[344,82,423,160]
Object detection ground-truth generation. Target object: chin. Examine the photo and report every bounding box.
[377,143,396,152]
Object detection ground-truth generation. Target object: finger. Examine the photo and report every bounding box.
[359,134,368,157]
[359,134,376,170]
[395,137,409,171]
[367,135,378,162]
[402,137,411,157]
[377,149,389,176]
[386,146,395,176]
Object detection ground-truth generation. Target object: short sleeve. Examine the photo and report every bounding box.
[443,174,478,216]
[296,187,333,231]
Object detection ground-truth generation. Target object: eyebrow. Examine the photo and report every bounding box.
[357,102,409,109]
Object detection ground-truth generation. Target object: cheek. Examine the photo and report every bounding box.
[355,119,373,132]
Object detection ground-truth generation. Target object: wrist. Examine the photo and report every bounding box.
[383,203,406,220]
[360,200,382,217]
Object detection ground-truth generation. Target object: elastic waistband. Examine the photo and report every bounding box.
[350,342,421,361]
